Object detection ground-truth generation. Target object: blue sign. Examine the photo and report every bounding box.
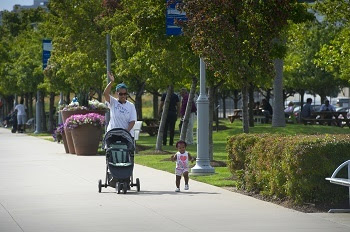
[42,39,52,70]
[166,0,187,36]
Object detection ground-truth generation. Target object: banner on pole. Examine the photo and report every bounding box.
[42,39,52,70]
[166,0,187,36]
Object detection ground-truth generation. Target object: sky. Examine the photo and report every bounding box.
[0,0,34,11]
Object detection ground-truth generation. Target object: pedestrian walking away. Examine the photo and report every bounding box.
[14,99,27,133]
[171,140,195,192]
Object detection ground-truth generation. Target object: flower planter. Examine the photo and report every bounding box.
[62,132,69,153]
[71,124,102,155]
[61,109,105,154]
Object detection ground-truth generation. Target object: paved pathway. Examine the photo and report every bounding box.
[0,128,349,232]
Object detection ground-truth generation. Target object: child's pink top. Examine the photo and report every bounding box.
[175,151,189,169]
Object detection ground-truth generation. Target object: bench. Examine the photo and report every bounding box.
[325,160,350,213]
[254,116,265,124]
[142,119,159,136]
[142,126,158,136]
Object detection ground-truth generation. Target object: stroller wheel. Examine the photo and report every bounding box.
[123,182,127,194]
[136,178,140,192]
[117,182,122,194]
[98,179,102,193]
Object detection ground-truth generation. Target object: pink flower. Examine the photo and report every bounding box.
[64,113,105,129]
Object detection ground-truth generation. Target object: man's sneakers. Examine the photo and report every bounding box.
[175,188,180,192]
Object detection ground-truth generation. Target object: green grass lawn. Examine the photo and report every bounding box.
[135,119,350,188]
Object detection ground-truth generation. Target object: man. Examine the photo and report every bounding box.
[320,99,335,112]
[300,98,314,124]
[159,91,180,146]
[180,88,197,145]
[261,99,273,123]
[103,72,137,137]
[14,99,27,133]
[320,99,336,125]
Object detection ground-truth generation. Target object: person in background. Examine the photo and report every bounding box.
[320,99,336,112]
[261,99,273,123]
[320,99,336,125]
[284,101,294,118]
[103,72,137,137]
[159,91,180,146]
[179,88,197,145]
[300,98,314,124]
[14,99,27,133]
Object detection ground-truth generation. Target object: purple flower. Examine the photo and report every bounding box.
[52,123,65,141]
[64,113,105,130]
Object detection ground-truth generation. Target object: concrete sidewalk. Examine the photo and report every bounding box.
[0,127,349,232]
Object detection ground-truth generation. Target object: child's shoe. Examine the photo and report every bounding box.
[175,188,180,192]
[184,184,189,190]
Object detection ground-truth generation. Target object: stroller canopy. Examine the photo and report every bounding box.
[103,128,135,152]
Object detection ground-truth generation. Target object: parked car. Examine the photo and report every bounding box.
[335,106,350,119]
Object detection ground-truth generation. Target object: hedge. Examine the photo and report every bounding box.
[227,134,350,205]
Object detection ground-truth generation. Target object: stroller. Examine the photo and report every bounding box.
[98,128,140,194]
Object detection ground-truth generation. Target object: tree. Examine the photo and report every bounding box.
[181,0,307,133]
[314,0,350,84]
[46,0,106,106]
[284,21,347,106]
[104,0,198,151]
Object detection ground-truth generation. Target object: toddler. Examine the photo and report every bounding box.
[171,140,195,192]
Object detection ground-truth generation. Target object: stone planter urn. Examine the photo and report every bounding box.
[71,124,103,155]
[64,112,105,156]
[61,109,105,154]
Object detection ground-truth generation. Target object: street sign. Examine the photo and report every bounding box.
[42,39,52,70]
[166,0,187,36]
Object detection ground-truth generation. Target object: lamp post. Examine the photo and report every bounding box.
[191,58,214,175]
[105,34,111,130]
[57,92,64,125]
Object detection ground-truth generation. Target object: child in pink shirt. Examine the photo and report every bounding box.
[171,141,195,192]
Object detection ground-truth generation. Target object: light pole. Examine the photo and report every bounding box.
[105,34,111,130]
[57,92,64,125]
[191,58,214,175]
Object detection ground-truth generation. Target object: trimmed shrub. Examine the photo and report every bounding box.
[227,134,350,205]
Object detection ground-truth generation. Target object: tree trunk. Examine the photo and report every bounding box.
[222,95,226,119]
[135,82,145,120]
[48,92,55,133]
[248,84,255,127]
[233,90,240,109]
[153,93,159,119]
[65,92,70,105]
[41,93,47,132]
[24,93,29,120]
[155,85,173,151]
[300,90,305,111]
[320,95,326,105]
[272,59,286,127]
[208,86,214,161]
[180,77,197,142]
[266,89,272,103]
[28,92,33,119]
[242,85,249,133]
